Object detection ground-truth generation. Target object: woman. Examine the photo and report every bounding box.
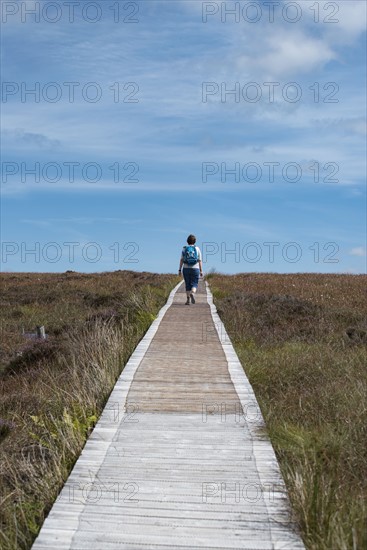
[178,234,203,305]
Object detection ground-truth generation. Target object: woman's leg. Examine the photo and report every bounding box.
[189,269,200,301]
[182,268,191,303]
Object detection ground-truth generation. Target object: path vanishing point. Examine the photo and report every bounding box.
[31,280,305,550]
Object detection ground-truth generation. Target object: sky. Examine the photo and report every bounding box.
[1,0,366,274]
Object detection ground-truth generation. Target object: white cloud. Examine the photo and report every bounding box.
[349,247,367,257]
[2,128,61,149]
[298,0,367,43]
[237,30,336,78]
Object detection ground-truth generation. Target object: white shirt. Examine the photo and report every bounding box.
[181,245,202,269]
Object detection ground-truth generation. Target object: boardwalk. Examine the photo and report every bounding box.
[32,280,305,550]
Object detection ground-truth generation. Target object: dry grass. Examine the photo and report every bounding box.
[0,270,179,550]
[1,270,366,549]
[0,270,176,372]
[207,272,367,550]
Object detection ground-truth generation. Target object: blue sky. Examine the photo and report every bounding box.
[1,0,366,274]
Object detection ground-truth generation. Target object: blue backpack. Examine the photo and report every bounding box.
[183,245,198,265]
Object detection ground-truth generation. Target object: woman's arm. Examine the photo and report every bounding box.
[198,248,203,276]
[178,255,184,274]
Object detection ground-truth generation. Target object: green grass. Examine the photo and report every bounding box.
[2,270,366,549]
[0,270,179,550]
[209,273,367,550]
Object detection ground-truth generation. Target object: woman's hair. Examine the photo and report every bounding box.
[187,234,196,245]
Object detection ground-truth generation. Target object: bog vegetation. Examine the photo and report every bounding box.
[1,270,366,550]
[0,270,178,550]
[207,272,367,550]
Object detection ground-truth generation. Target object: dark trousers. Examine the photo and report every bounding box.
[183,267,200,291]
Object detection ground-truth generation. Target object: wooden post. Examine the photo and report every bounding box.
[36,326,46,339]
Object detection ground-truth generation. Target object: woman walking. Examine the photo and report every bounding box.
[178,234,203,305]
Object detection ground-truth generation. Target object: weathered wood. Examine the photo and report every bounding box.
[36,325,46,339]
[31,280,305,550]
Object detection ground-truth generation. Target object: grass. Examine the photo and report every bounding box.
[0,270,179,550]
[2,269,366,549]
[207,272,367,550]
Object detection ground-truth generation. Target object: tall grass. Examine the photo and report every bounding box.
[0,271,179,550]
[208,273,367,550]
[1,317,124,549]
